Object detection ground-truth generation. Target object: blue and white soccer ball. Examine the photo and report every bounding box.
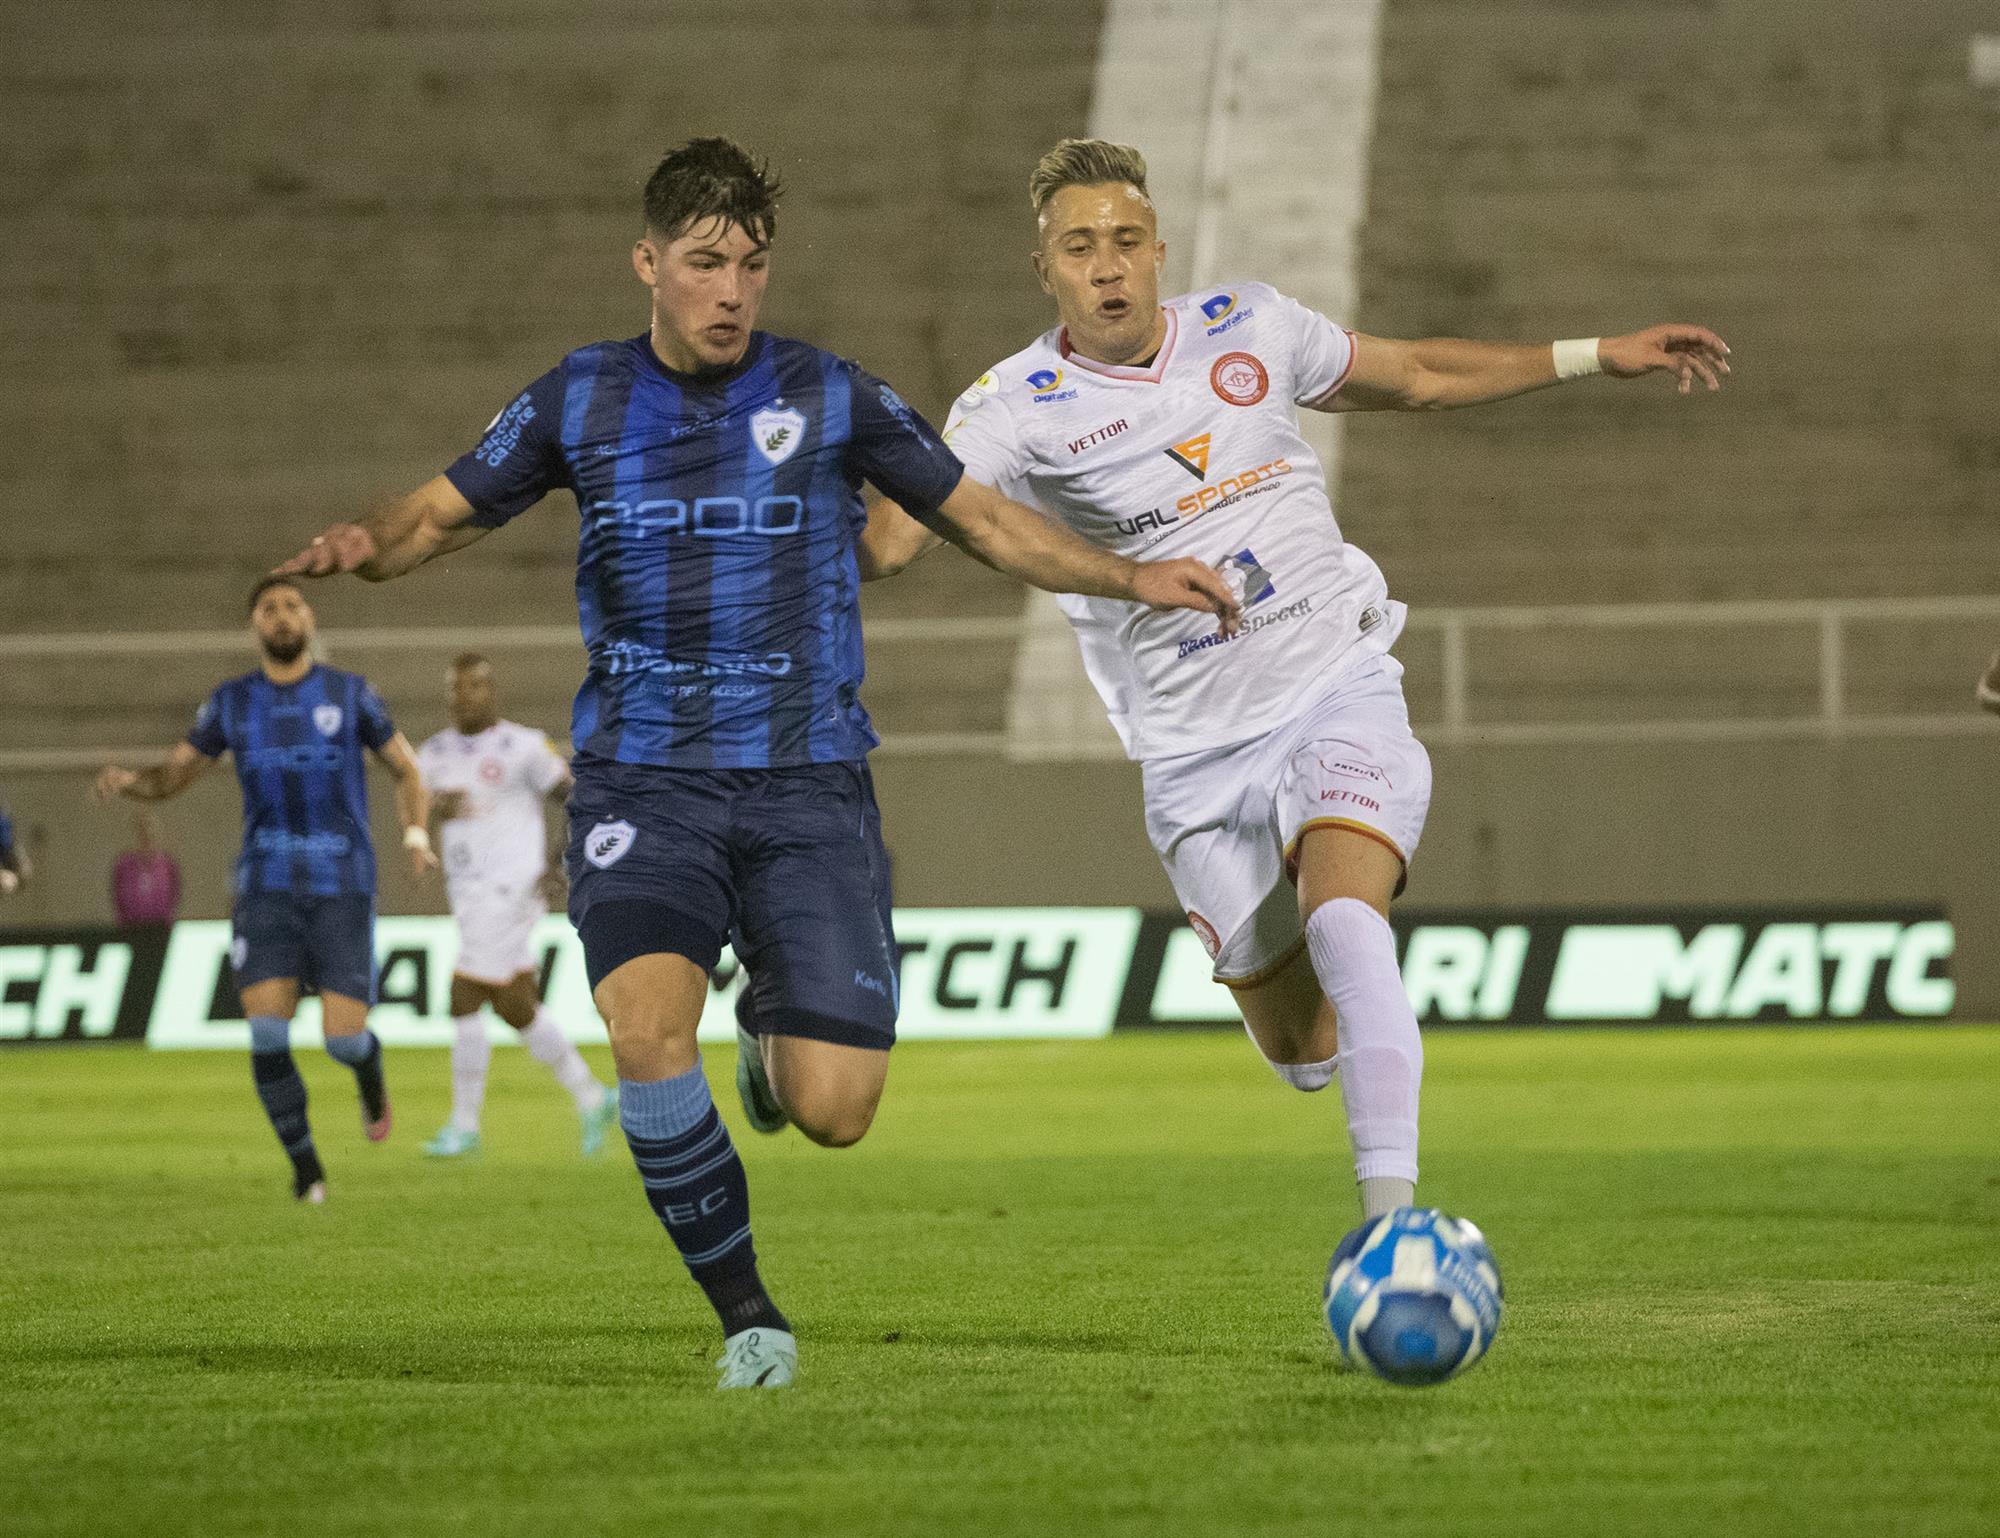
[1322,1206,1503,1386]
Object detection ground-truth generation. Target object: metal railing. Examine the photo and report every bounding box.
[1,596,1995,770]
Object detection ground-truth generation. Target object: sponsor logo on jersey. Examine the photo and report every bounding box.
[1163,433,1212,479]
[1187,910,1222,960]
[583,819,636,870]
[1174,456,1293,518]
[1112,456,1295,543]
[1218,547,1276,606]
[1176,595,1314,659]
[1197,293,1253,336]
[1067,419,1129,455]
[587,496,804,538]
[1026,368,1079,403]
[474,392,536,467]
[1358,604,1388,635]
[312,704,344,737]
[750,405,807,467]
[239,743,345,772]
[1211,352,1269,406]
[1318,755,1390,788]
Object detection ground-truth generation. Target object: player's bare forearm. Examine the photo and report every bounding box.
[377,736,430,830]
[94,744,209,804]
[274,476,486,583]
[857,497,945,581]
[1331,325,1730,412]
[929,478,1239,629]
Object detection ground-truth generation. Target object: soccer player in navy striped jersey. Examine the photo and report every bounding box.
[277,137,1238,1389]
[96,577,436,1202]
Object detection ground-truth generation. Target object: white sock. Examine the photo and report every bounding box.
[1267,1053,1338,1092]
[450,1012,490,1133]
[521,1009,604,1112]
[1303,898,1422,1199]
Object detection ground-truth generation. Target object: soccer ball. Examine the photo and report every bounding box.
[1322,1206,1503,1386]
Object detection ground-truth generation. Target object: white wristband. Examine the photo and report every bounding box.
[403,825,432,853]
[1553,338,1602,380]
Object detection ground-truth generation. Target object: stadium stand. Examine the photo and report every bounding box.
[3,0,1996,1009]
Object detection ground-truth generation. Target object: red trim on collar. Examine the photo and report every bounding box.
[1057,307,1179,384]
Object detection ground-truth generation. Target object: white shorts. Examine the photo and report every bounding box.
[449,880,547,986]
[1141,653,1433,987]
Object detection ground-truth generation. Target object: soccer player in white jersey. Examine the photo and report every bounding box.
[863,138,1730,1228]
[417,654,617,1158]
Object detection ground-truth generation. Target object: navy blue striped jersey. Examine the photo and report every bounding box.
[442,332,964,769]
[185,666,397,897]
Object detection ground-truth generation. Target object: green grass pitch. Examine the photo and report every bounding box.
[3,1026,1996,1538]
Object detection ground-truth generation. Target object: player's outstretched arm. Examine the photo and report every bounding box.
[94,743,212,804]
[857,497,945,581]
[927,476,1241,631]
[273,476,488,583]
[371,733,439,876]
[1325,325,1731,413]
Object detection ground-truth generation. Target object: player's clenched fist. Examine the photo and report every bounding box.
[1130,558,1244,635]
[274,523,379,578]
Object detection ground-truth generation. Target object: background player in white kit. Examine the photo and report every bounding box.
[864,139,1731,1227]
[417,654,616,1158]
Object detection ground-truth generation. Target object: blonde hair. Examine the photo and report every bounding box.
[1028,138,1150,216]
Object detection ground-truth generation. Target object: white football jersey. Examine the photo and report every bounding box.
[944,281,1404,760]
[416,720,570,894]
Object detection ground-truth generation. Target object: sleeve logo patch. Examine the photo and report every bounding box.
[751,406,807,466]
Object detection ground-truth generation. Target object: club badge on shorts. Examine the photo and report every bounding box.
[583,819,637,869]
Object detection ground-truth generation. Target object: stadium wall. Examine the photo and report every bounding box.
[4,2,1995,1016]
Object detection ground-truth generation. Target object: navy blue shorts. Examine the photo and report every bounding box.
[566,758,898,1050]
[231,891,377,1002]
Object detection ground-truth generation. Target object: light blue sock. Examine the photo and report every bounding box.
[619,1063,719,1141]
[324,1030,378,1067]
[619,1064,782,1336]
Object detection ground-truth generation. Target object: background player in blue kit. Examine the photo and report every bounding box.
[276,138,1238,1388]
[96,577,436,1202]
[0,796,29,897]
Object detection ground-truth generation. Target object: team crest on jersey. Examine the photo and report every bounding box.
[1211,352,1269,406]
[751,406,807,467]
[584,819,637,869]
[312,704,343,737]
[1163,433,1212,480]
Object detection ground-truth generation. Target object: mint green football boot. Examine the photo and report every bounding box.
[421,1125,481,1159]
[579,1085,620,1158]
